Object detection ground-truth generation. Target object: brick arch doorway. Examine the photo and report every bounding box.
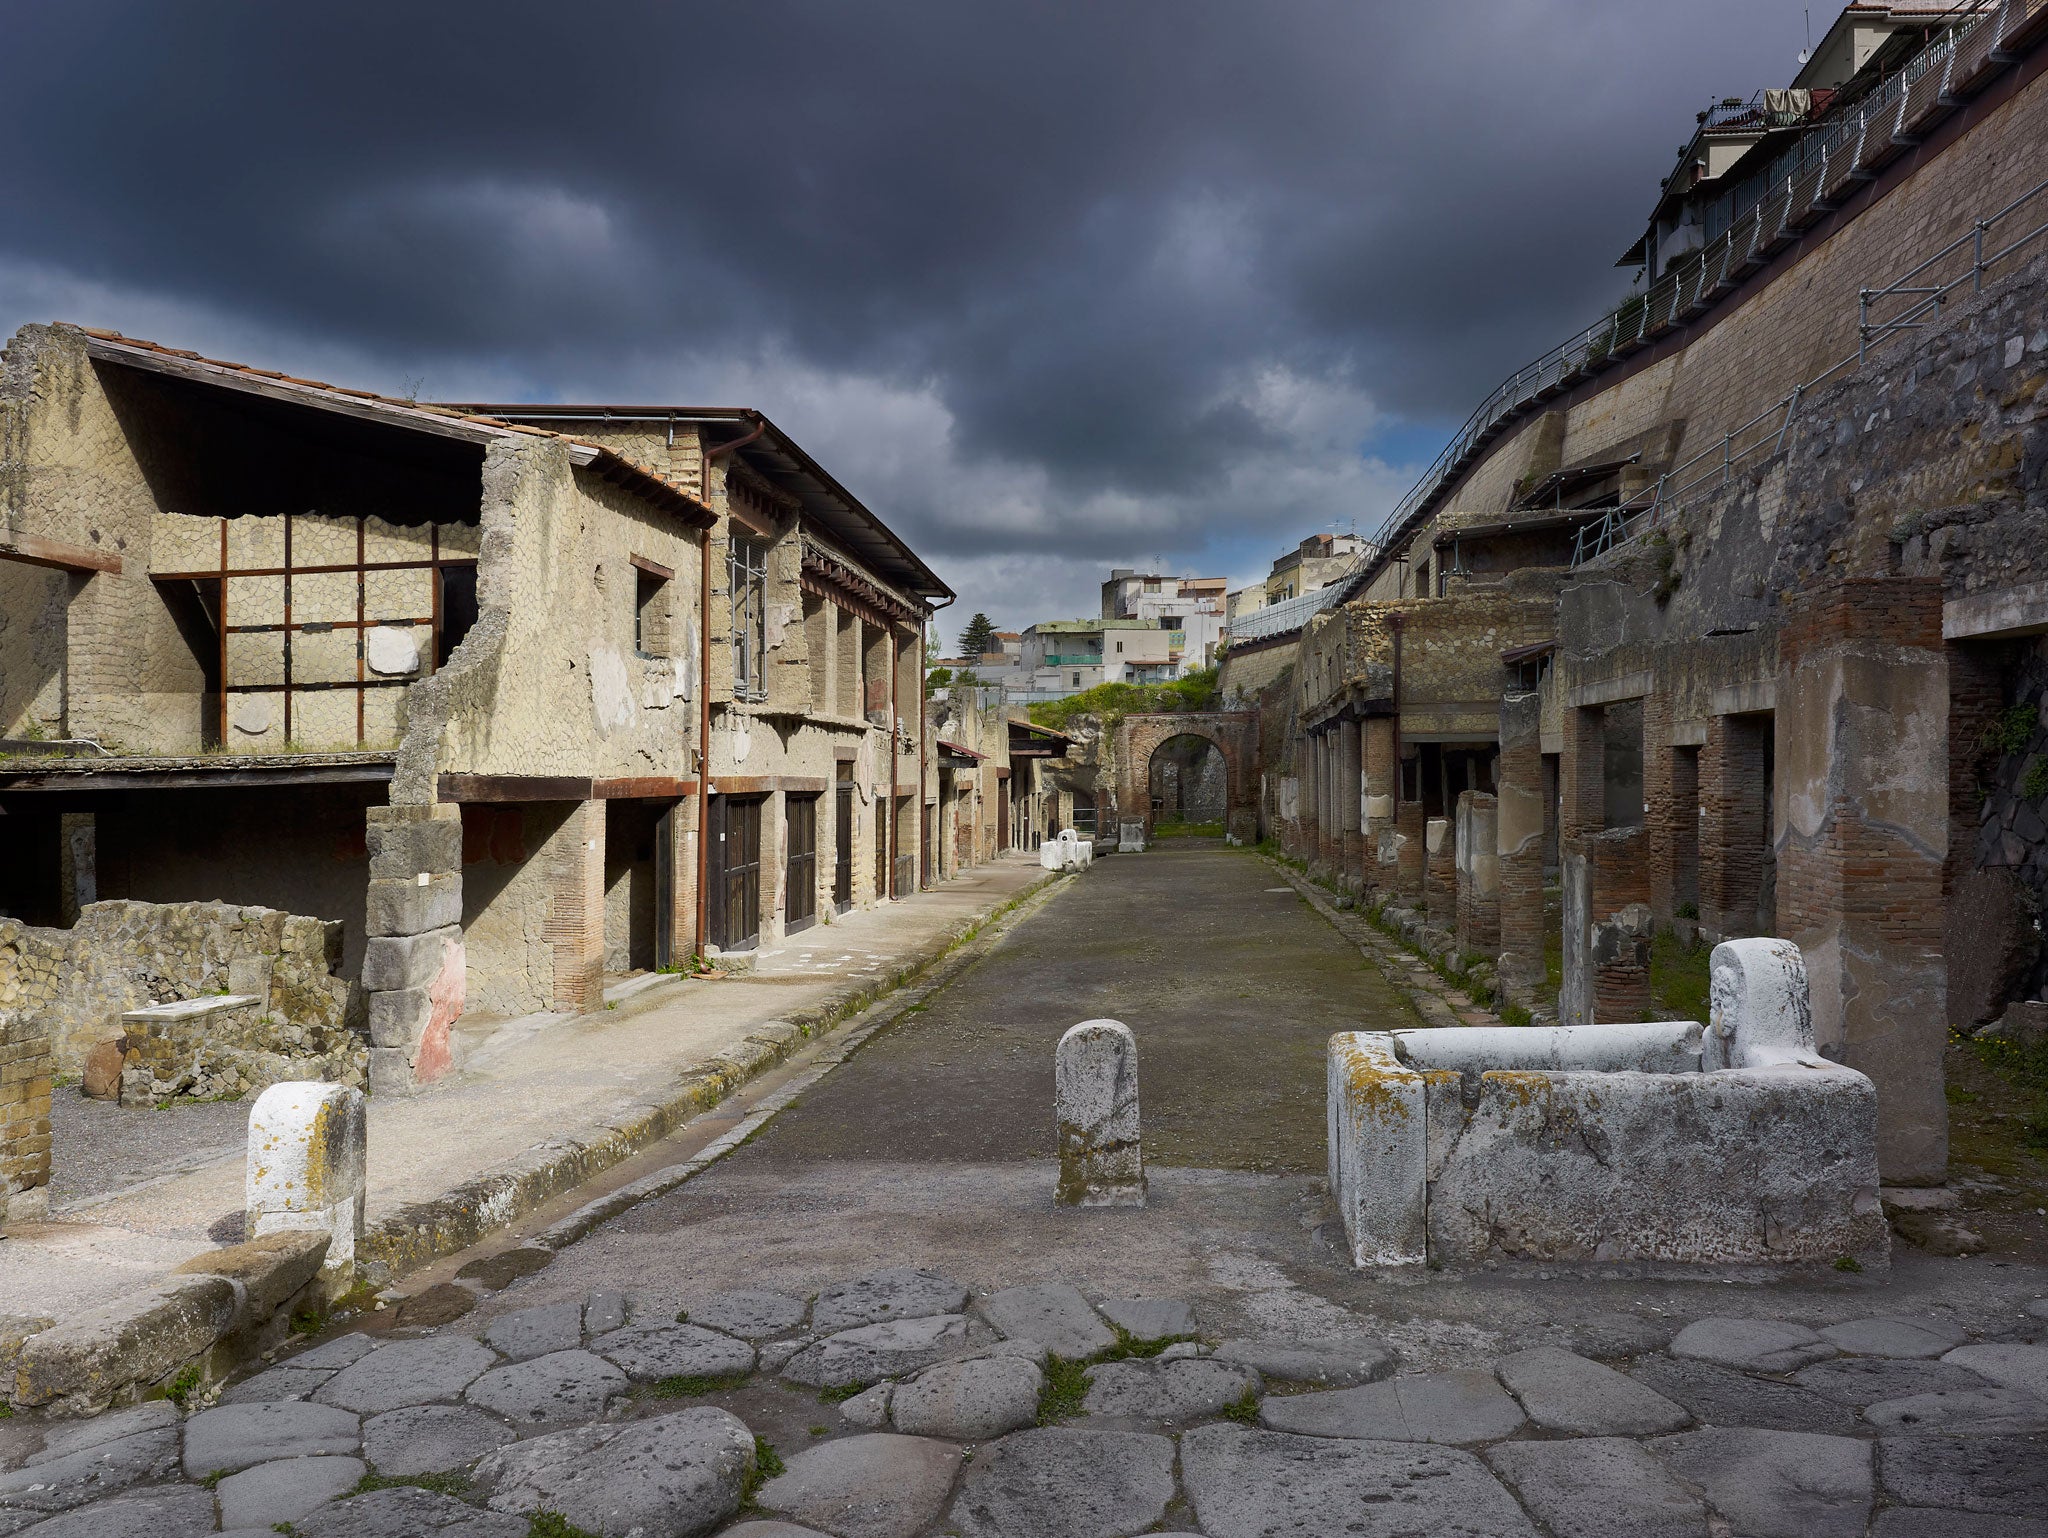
[1114,711,1259,843]
[1147,732,1228,829]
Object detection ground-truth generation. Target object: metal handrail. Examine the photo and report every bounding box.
[1570,169,2048,565]
[1357,2,2008,577]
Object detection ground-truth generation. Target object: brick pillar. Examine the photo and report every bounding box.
[1454,790,1500,953]
[1643,691,1680,928]
[0,1011,52,1227]
[363,802,465,1095]
[1338,717,1363,874]
[546,799,606,1013]
[1396,801,1425,903]
[1362,717,1399,898]
[1587,826,1652,1021]
[1699,712,1770,942]
[1560,704,1605,846]
[1297,730,1319,860]
[1778,577,1949,1184]
[1425,815,1454,919]
[1497,693,1545,999]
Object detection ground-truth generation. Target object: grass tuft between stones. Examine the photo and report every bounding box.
[651,1372,751,1398]
[740,1435,785,1508]
[816,1382,865,1404]
[1093,1326,1198,1362]
[1220,1386,1261,1425]
[1037,1355,1092,1424]
[527,1513,601,1538]
[354,1469,472,1499]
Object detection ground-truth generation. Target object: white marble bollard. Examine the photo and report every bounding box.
[247,1082,367,1277]
[1040,839,1063,871]
[1118,821,1147,853]
[1054,1019,1145,1207]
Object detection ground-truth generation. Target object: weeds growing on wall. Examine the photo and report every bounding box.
[1027,666,1221,733]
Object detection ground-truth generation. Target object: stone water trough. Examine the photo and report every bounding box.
[1328,938,1889,1272]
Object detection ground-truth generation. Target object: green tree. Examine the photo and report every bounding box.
[958,612,998,659]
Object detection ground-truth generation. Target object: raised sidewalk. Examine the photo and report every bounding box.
[2,854,1054,1322]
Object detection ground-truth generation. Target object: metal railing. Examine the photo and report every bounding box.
[1357,0,2017,576]
[1571,169,2048,566]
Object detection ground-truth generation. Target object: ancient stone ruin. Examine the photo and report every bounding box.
[1054,1018,1145,1207]
[0,900,364,1106]
[246,1080,368,1281]
[1329,937,1886,1271]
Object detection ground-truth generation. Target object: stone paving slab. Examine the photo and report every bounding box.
[1485,1436,1708,1538]
[2,1261,2047,1537]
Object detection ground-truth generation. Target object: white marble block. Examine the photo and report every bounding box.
[1055,1019,1145,1207]
[246,1081,367,1277]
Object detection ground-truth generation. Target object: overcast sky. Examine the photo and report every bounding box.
[2,0,1813,643]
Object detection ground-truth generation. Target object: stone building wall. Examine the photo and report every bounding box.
[0,1010,51,1225]
[0,899,359,1087]
[1353,56,2048,606]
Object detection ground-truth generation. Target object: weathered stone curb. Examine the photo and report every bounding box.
[10,1230,330,1415]
[361,870,1070,1277]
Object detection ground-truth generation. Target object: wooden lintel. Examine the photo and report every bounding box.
[439,773,595,803]
[705,774,828,797]
[627,554,675,582]
[593,775,696,800]
[0,763,394,792]
[1,532,122,575]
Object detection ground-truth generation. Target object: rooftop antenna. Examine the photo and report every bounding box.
[1798,8,1811,65]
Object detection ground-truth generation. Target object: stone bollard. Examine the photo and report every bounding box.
[1040,839,1063,872]
[247,1082,367,1282]
[1054,1020,1145,1207]
[1118,821,1147,853]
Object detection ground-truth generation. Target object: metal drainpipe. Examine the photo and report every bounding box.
[924,594,953,881]
[695,502,714,961]
[696,416,768,953]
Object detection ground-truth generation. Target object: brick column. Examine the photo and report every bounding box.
[1496,693,1545,999]
[546,799,606,1013]
[363,802,466,1095]
[1424,814,1454,919]
[1454,790,1500,953]
[1587,826,1652,1021]
[1362,717,1397,834]
[1338,717,1363,875]
[1699,712,1770,942]
[1642,691,1680,928]
[1297,730,1319,861]
[1396,801,1425,904]
[1560,704,1605,845]
[1777,577,1949,1184]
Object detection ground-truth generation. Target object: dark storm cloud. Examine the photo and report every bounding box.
[0,0,1806,625]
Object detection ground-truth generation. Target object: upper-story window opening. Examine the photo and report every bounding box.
[728,538,769,701]
[632,554,672,658]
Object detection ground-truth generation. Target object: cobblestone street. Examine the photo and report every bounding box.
[5,846,2043,1536]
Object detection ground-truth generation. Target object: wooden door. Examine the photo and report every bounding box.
[834,780,854,912]
[785,795,818,934]
[711,796,762,951]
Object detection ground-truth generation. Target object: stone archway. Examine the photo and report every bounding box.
[1114,711,1259,843]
